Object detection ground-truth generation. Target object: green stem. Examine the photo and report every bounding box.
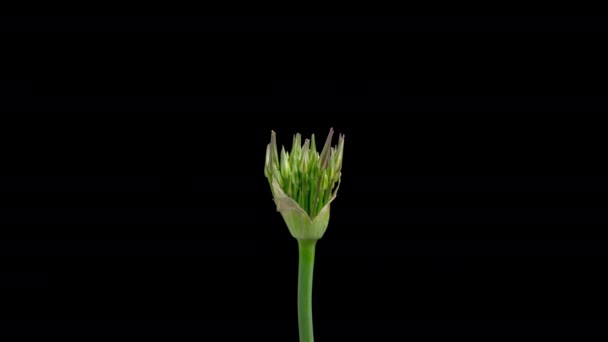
[297,239,316,342]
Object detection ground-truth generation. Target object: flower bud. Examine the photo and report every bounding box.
[265,129,345,240]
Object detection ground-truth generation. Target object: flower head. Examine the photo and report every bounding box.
[265,128,345,240]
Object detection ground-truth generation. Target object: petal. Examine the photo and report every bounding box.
[319,127,334,170]
[264,144,271,178]
[270,130,279,167]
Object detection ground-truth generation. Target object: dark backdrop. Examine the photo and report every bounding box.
[1,15,607,337]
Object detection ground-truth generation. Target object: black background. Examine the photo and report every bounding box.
[1,15,607,337]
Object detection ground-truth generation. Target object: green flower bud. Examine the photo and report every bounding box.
[265,128,345,240]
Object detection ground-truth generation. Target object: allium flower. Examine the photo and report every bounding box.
[264,128,345,240]
[264,128,344,342]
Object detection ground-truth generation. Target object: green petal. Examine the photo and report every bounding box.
[319,128,334,170]
[270,130,279,168]
[264,144,271,178]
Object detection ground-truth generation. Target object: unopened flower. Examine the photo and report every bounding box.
[264,128,345,240]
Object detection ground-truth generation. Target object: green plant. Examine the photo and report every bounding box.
[264,128,345,342]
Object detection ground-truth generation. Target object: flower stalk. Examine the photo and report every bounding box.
[297,239,316,342]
